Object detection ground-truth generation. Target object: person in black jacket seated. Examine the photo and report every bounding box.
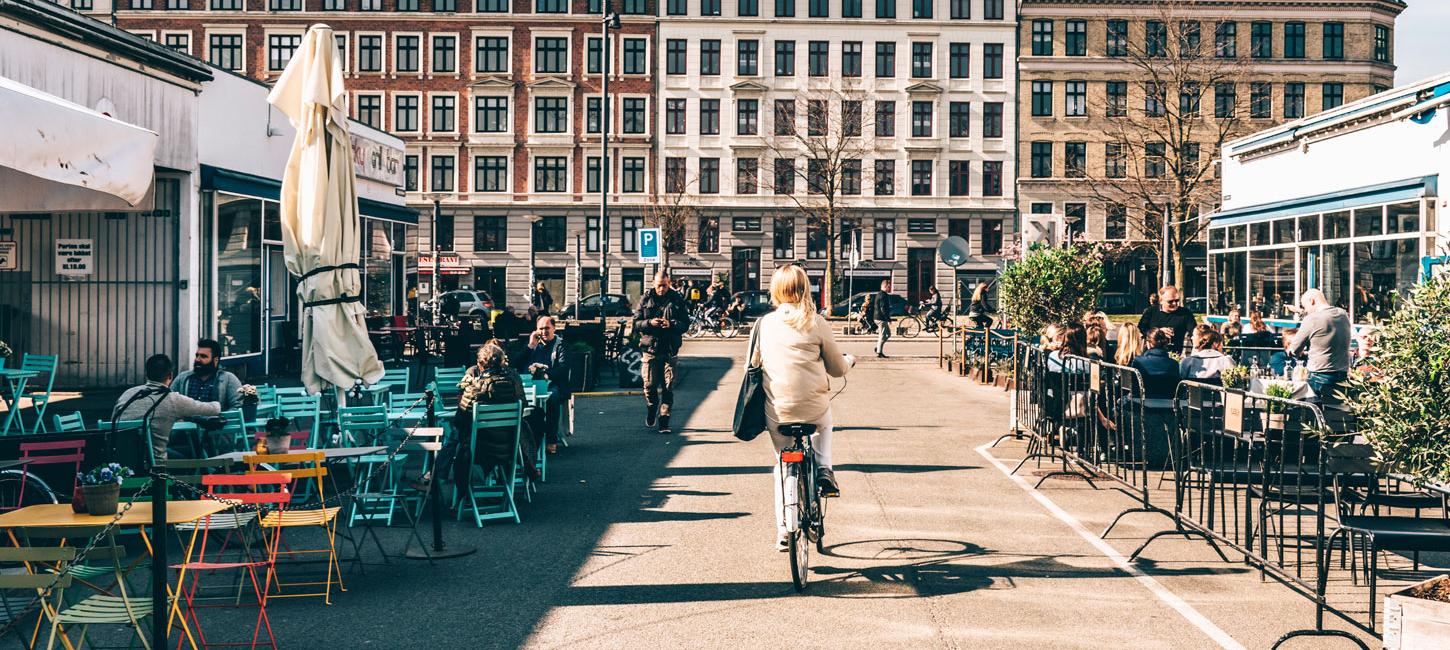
[1129,328,1182,468]
[1137,285,1198,353]
[526,316,570,453]
[633,270,691,434]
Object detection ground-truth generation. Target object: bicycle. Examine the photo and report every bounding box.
[0,468,60,511]
[685,306,740,339]
[777,422,827,592]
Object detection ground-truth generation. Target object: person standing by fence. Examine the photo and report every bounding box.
[1137,285,1198,352]
[872,280,894,358]
[1287,288,1352,404]
[634,270,690,434]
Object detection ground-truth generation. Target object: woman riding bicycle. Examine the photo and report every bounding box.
[751,265,855,551]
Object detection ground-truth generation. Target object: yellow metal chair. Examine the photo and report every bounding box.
[243,451,345,605]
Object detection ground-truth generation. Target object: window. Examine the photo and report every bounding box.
[127,0,148,8]
[774,159,795,194]
[875,0,892,19]
[1214,83,1236,118]
[621,217,640,252]
[431,95,456,132]
[1065,81,1086,116]
[738,39,759,76]
[534,157,567,192]
[1180,21,1201,58]
[737,99,759,135]
[808,100,826,135]
[1145,142,1165,178]
[949,43,969,78]
[737,158,758,194]
[876,42,896,77]
[271,0,299,8]
[981,219,1002,254]
[843,0,860,18]
[700,158,720,193]
[1183,142,1200,174]
[1146,21,1167,57]
[396,35,420,73]
[982,102,1002,137]
[808,41,828,76]
[774,99,796,135]
[776,0,793,17]
[478,0,506,9]
[911,160,932,196]
[534,97,567,132]
[586,156,602,192]
[701,40,721,75]
[1215,21,1237,57]
[535,0,566,11]
[535,37,567,73]
[947,219,970,245]
[700,99,720,135]
[623,38,647,75]
[1031,81,1052,117]
[1106,20,1127,57]
[807,159,825,193]
[357,94,382,128]
[1374,25,1390,63]
[435,213,455,250]
[534,216,566,252]
[476,37,508,73]
[1322,22,1343,60]
[429,36,457,73]
[776,41,796,75]
[268,34,301,72]
[842,42,862,77]
[394,95,420,132]
[1063,203,1086,240]
[1105,204,1127,239]
[665,157,686,193]
[1065,20,1086,56]
[983,43,1003,78]
[1322,82,1344,110]
[1031,20,1053,56]
[948,102,969,137]
[875,101,895,136]
[623,0,646,11]
[1179,81,1201,116]
[587,38,604,75]
[1284,82,1304,118]
[874,159,895,195]
[392,0,416,8]
[843,101,862,136]
[1105,142,1125,178]
[334,34,347,70]
[473,216,507,251]
[949,0,966,19]
[774,218,795,258]
[911,42,932,78]
[873,219,895,259]
[740,0,758,16]
[622,97,646,134]
[586,217,601,253]
[431,155,456,192]
[1251,81,1272,118]
[585,97,602,133]
[404,155,419,191]
[666,98,686,134]
[1144,82,1165,117]
[809,0,826,17]
[842,159,862,195]
[1030,142,1051,178]
[1106,81,1127,117]
[1064,142,1085,178]
[698,217,720,253]
[910,0,928,18]
[981,161,1001,196]
[163,33,190,55]
[667,0,685,14]
[911,101,932,137]
[1284,22,1305,58]
[666,39,687,75]
[209,34,244,72]
[983,0,1000,19]
[1251,22,1271,58]
[948,160,969,196]
[474,157,507,192]
[622,158,645,193]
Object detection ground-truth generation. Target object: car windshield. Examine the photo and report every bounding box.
[580,295,601,307]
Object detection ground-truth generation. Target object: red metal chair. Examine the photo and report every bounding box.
[172,472,292,650]
[12,440,86,510]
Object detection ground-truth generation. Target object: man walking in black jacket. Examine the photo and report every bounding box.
[633,269,691,434]
[873,279,894,358]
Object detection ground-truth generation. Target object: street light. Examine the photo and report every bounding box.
[599,11,621,310]
[525,213,543,307]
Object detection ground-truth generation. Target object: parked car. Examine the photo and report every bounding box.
[1097,292,1137,315]
[434,290,494,317]
[731,290,774,320]
[829,292,911,318]
[560,293,633,320]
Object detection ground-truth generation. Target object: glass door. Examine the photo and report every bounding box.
[731,248,760,293]
[263,246,295,375]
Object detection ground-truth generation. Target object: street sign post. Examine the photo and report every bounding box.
[639,227,661,264]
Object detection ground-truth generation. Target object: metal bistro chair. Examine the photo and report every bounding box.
[456,401,525,527]
[274,394,323,449]
[431,367,469,409]
[244,452,345,605]
[15,353,59,434]
[51,412,87,433]
[13,440,86,512]
[337,406,390,447]
[375,367,411,394]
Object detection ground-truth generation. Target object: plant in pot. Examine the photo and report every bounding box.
[1260,383,1293,430]
[76,463,133,516]
[1219,365,1249,391]
[997,243,1105,340]
[258,417,293,455]
[0,339,11,367]
[237,384,260,421]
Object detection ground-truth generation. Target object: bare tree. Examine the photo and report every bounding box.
[642,169,698,269]
[1077,1,1254,285]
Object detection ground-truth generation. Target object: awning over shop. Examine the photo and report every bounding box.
[1209,175,1438,226]
[200,164,417,225]
[0,75,159,212]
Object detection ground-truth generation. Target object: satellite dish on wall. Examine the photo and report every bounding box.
[938,236,970,268]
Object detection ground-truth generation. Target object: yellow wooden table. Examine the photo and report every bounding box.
[0,500,231,650]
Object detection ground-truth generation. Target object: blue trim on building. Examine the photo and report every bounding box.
[1209,175,1437,226]
[200,164,417,225]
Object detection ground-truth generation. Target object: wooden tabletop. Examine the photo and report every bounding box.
[0,501,230,529]
[210,445,387,462]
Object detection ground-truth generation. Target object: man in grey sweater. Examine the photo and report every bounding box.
[114,354,221,463]
[170,338,242,411]
[1287,289,1352,404]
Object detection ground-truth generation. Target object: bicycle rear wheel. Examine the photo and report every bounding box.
[898,317,922,338]
[0,470,59,510]
[716,317,739,339]
[788,471,811,591]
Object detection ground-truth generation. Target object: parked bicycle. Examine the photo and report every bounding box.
[777,422,827,591]
[685,305,740,339]
[0,467,60,511]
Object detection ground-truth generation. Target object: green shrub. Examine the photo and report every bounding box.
[1343,274,1450,483]
[998,244,1105,337]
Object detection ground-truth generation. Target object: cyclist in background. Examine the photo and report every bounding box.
[920,286,944,330]
[751,265,854,551]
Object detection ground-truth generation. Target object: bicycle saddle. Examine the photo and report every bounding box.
[778,422,817,438]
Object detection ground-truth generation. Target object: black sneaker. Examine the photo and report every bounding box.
[645,404,658,428]
[817,467,840,498]
[657,414,672,435]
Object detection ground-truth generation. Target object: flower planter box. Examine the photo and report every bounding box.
[1384,574,1450,650]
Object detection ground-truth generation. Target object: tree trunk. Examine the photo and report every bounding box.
[823,219,836,313]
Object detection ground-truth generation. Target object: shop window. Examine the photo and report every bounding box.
[1354,239,1419,323]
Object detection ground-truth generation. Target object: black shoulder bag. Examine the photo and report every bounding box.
[732,323,768,441]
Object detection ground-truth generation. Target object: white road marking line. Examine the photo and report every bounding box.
[975,442,1246,650]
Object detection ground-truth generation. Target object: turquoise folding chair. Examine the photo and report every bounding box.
[456,401,525,526]
[255,384,279,407]
[377,367,411,393]
[273,387,311,398]
[16,353,58,434]
[431,367,469,407]
[275,394,322,448]
[51,412,87,433]
[337,405,389,447]
[212,408,250,453]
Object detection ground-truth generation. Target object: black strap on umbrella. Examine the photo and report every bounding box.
[297,262,363,308]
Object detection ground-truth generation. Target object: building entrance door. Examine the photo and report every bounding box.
[731,248,760,294]
[907,248,935,304]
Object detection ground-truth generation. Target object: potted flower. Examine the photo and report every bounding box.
[76,463,133,516]
[1219,365,1249,391]
[259,417,293,455]
[1384,575,1450,649]
[1260,383,1293,430]
[237,384,260,421]
[0,340,11,367]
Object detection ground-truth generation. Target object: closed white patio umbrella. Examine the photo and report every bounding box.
[267,24,384,395]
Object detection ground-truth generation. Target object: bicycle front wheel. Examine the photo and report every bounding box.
[788,470,811,591]
[898,317,922,338]
[716,317,739,339]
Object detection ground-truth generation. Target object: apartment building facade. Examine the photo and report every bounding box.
[658,0,1017,307]
[1017,0,1402,305]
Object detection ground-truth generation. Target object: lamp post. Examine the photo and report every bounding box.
[600,11,620,314]
[431,198,442,326]
[525,213,543,308]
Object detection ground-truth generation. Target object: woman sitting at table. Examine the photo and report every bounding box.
[1179,324,1236,384]
[423,343,530,490]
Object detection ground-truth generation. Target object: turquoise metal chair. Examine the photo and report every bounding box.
[213,408,249,453]
[377,367,411,392]
[16,354,58,434]
[456,401,525,526]
[337,405,389,447]
[51,412,86,433]
[431,367,469,407]
[275,394,323,448]
[255,384,279,407]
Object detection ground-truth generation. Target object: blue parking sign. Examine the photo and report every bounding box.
[639,227,662,263]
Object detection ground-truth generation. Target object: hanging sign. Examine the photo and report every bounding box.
[0,241,15,271]
[55,239,93,276]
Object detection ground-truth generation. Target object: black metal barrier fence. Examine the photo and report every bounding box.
[1007,344,1380,649]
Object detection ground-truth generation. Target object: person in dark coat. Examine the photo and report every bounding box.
[1137,285,1198,353]
[872,280,895,358]
[633,269,691,434]
[526,316,570,452]
[428,343,528,488]
[531,282,554,317]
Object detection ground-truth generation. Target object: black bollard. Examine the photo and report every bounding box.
[407,388,475,560]
[150,470,168,647]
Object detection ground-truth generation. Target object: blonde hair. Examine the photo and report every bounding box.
[1114,324,1143,366]
[769,265,816,331]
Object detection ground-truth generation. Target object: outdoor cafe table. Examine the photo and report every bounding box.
[209,445,386,464]
[0,367,40,435]
[1249,377,1315,401]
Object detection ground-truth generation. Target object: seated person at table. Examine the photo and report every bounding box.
[426,343,529,488]
[1179,324,1236,383]
[1131,329,1181,408]
[1268,327,1299,376]
[114,354,221,463]
[170,338,242,411]
[526,316,571,453]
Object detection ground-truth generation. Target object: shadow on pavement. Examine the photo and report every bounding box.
[661,463,978,476]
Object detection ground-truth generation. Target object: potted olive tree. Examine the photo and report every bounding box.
[1342,275,1450,647]
[998,243,1105,341]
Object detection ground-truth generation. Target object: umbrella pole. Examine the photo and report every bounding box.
[407,389,475,560]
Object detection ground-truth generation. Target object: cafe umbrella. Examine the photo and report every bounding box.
[267,24,384,394]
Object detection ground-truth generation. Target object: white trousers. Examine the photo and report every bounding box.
[768,409,834,539]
